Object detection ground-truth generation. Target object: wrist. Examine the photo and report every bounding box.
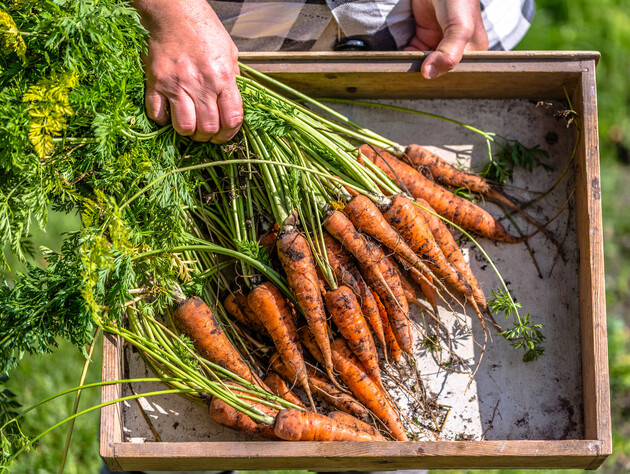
[133,0,219,35]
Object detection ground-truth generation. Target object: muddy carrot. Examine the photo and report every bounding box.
[172,297,267,389]
[328,411,386,440]
[270,353,369,420]
[372,290,403,363]
[382,194,474,301]
[209,396,279,440]
[325,285,382,385]
[274,408,383,441]
[363,238,413,354]
[323,231,386,348]
[263,371,307,409]
[386,255,419,306]
[323,210,412,353]
[359,144,523,243]
[405,144,540,217]
[248,282,315,408]
[407,267,439,317]
[276,227,336,385]
[414,197,487,311]
[299,328,408,440]
[343,193,435,277]
[224,291,268,338]
[330,337,408,441]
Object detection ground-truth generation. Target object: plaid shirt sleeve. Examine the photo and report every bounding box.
[208,0,534,52]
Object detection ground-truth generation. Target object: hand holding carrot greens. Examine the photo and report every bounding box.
[133,0,243,143]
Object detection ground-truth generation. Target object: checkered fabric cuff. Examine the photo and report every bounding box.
[208,0,534,52]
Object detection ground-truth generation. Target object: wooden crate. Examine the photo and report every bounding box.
[100,51,611,471]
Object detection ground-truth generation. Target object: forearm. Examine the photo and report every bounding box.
[133,0,221,34]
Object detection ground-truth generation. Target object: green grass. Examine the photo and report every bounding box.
[5,340,103,473]
[4,1,630,472]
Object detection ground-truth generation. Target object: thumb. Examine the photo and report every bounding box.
[421,24,472,79]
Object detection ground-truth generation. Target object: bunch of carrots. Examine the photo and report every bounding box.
[0,66,554,457]
[138,64,554,442]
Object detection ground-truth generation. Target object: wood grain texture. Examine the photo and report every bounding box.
[109,439,606,471]
[100,333,124,471]
[573,59,612,470]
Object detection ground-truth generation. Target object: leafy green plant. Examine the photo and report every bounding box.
[488,288,545,362]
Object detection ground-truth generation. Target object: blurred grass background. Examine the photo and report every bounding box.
[4,0,630,472]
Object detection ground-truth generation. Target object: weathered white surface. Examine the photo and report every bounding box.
[123,98,582,443]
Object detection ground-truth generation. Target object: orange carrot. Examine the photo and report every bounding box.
[330,338,408,441]
[359,144,523,243]
[247,282,315,408]
[404,144,495,195]
[382,194,474,300]
[223,293,251,329]
[325,285,382,385]
[405,143,538,217]
[323,210,412,354]
[388,256,420,307]
[343,193,435,277]
[172,297,267,389]
[407,267,439,317]
[208,396,279,440]
[233,290,271,335]
[270,353,369,420]
[328,411,386,440]
[224,291,269,338]
[208,384,279,439]
[299,329,407,440]
[263,371,307,408]
[363,237,413,354]
[323,232,386,348]
[274,408,383,441]
[414,197,487,311]
[372,290,403,363]
[276,227,335,385]
[258,222,280,253]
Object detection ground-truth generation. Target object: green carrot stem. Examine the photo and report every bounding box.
[58,327,101,474]
[6,388,207,466]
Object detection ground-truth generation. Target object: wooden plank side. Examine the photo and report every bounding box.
[100,333,124,471]
[240,53,586,99]
[111,440,605,471]
[241,71,581,100]
[240,50,601,64]
[573,60,612,463]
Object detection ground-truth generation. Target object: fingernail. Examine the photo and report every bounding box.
[425,65,438,79]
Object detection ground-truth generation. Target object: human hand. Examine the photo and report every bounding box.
[134,0,242,143]
[405,0,489,79]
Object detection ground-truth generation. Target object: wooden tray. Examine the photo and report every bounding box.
[100,51,611,471]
